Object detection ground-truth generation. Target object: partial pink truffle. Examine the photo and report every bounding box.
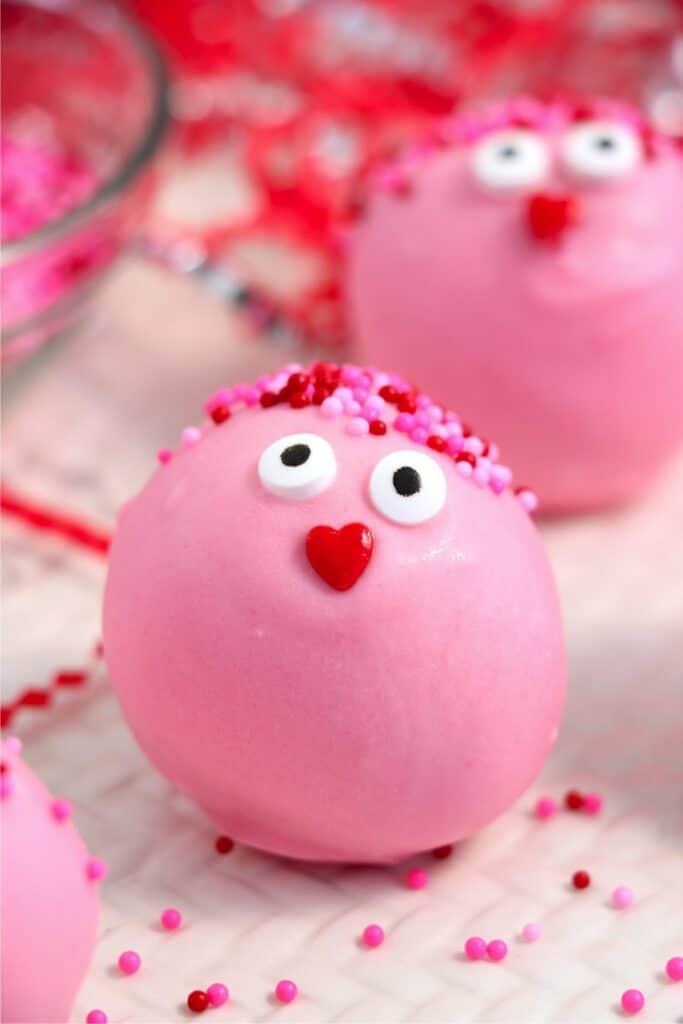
[1,743,99,1023]
[348,98,683,513]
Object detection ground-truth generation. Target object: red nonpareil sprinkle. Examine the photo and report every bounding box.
[456,452,476,467]
[432,843,453,860]
[397,394,417,414]
[369,420,387,435]
[312,388,330,406]
[215,835,234,854]
[187,990,209,1013]
[427,435,446,452]
[565,789,584,811]
[259,392,279,408]
[210,404,231,425]
[55,671,86,688]
[572,870,591,890]
[379,385,399,403]
[289,391,310,408]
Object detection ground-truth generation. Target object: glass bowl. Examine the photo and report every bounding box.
[1,0,169,363]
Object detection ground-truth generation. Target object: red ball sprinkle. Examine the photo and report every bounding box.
[187,990,209,1013]
[427,435,446,452]
[565,790,584,811]
[259,392,279,408]
[369,420,387,435]
[210,405,231,425]
[286,372,309,392]
[289,391,311,409]
[215,835,234,854]
[397,394,417,414]
[312,388,330,406]
[379,385,399,403]
[456,451,476,467]
[432,844,454,860]
[572,870,591,890]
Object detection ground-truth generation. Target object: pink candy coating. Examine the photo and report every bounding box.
[612,886,634,909]
[118,950,141,975]
[362,924,385,948]
[275,980,298,1004]
[620,989,645,1015]
[534,796,557,819]
[464,937,487,961]
[348,99,683,513]
[161,908,182,930]
[103,374,566,863]
[86,1011,108,1023]
[487,939,508,962]
[665,956,683,981]
[207,983,229,1007]
[1,751,99,1023]
[405,867,429,890]
[522,923,540,942]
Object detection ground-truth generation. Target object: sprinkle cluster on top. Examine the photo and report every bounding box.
[160,361,537,513]
[367,96,673,197]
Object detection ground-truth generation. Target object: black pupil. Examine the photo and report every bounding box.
[595,135,616,151]
[393,466,421,497]
[499,145,519,160]
[280,443,311,467]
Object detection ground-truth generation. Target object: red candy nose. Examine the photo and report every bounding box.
[306,523,373,591]
[526,193,579,243]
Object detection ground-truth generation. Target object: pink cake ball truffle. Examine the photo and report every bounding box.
[103,362,566,863]
[347,98,683,513]
[1,741,100,1023]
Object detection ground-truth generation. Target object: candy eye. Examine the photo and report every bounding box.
[258,433,336,500]
[562,120,642,181]
[369,450,447,525]
[471,129,549,191]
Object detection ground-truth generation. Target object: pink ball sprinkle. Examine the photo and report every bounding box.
[86,1011,107,1023]
[51,798,72,822]
[181,426,201,449]
[405,867,428,890]
[393,412,415,432]
[161,908,182,930]
[464,936,487,961]
[157,449,172,465]
[274,980,298,1004]
[665,956,683,981]
[86,858,107,881]
[118,950,141,976]
[320,396,343,419]
[346,416,369,437]
[445,434,464,454]
[487,939,508,962]
[517,489,539,513]
[534,796,557,819]
[207,983,229,1007]
[620,989,645,1015]
[522,923,540,942]
[583,792,603,815]
[410,427,429,445]
[362,924,385,948]
[5,737,22,754]
[612,886,634,909]
[0,778,13,800]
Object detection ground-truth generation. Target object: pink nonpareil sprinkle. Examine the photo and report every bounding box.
[534,796,557,819]
[464,936,487,961]
[620,989,645,1015]
[405,867,428,890]
[521,922,540,942]
[361,924,385,948]
[487,939,508,962]
[582,792,603,815]
[611,886,634,909]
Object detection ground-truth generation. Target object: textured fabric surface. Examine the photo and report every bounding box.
[2,260,683,1022]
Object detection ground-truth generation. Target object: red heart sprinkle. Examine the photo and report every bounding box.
[306,523,374,592]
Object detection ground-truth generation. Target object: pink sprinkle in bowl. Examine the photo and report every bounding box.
[1,0,168,364]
